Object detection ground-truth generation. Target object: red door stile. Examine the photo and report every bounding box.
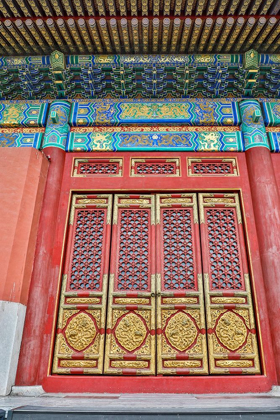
[52,194,113,374]
[198,193,260,374]
[155,194,208,375]
[104,194,156,375]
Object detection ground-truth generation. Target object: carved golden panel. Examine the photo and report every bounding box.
[215,311,247,352]
[162,297,197,304]
[115,298,149,305]
[65,313,97,351]
[60,360,97,368]
[111,361,149,368]
[163,360,201,368]
[165,311,198,352]
[115,313,147,352]
[216,360,253,368]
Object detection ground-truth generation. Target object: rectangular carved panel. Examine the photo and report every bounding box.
[198,193,260,374]
[155,194,208,375]
[188,158,238,176]
[72,158,123,177]
[52,194,113,374]
[131,158,180,177]
[104,194,156,375]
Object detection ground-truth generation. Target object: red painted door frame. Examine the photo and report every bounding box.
[17,151,277,393]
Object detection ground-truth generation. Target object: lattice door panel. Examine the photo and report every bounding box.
[155,194,208,375]
[52,194,113,374]
[198,193,260,374]
[104,195,156,375]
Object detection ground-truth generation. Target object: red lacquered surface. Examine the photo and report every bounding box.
[17,151,277,392]
[247,148,280,383]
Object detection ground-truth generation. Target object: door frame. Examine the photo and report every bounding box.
[20,151,277,393]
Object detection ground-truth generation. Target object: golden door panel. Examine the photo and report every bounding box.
[198,193,260,374]
[104,195,156,375]
[53,194,113,374]
[155,194,208,375]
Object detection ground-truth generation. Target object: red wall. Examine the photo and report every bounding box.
[0,148,48,306]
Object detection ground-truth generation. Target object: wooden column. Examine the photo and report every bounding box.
[16,101,70,385]
[241,100,280,382]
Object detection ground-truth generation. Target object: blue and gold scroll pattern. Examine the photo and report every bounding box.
[262,102,280,127]
[0,128,43,148]
[0,103,48,127]
[239,100,269,151]
[42,100,71,150]
[67,127,243,152]
[266,128,280,152]
[69,99,240,127]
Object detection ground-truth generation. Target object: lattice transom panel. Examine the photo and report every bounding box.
[188,158,238,176]
[73,158,123,177]
[131,158,180,176]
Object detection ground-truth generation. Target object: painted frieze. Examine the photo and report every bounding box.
[262,102,280,127]
[67,127,243,152]
[69,100,240,127]
[266,128,280,152]
[0,102,48,127]
[0,128,43,148]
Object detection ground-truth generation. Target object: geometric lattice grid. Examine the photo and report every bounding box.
[193,162,232,175]
[73,158,123,177]
[135,162,176,175]
[69,209,105,290]
[188,158,238,177]
[78,162,119,175]
[131,158,180,177]
[117,209,150,291]
[162,209,195,290]
[206,208,243,290]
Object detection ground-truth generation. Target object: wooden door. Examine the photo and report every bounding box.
[199,193,260,374]
[104,194,156,375]
[155,193,208,375]
[53,194,113,374]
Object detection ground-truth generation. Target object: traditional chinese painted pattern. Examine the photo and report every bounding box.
[267,129,280,152]
[42,101,71,149]
[0,102,48,127]
[69,100,240,127]
[67,128,243,152]
[262,102,280,127]
[0,128,43,148]
[239,100,269,150]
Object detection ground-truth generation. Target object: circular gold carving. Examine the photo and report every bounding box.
[215,311,247,351]
[165,312,197,351]
[115,313,146,352]
[65,312,96,351]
